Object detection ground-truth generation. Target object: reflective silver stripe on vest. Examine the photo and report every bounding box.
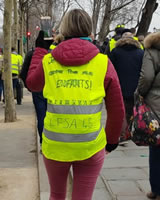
[43,125,102,142]
[12,67,18,71]
[47,103,103,114]
[12,64,18,67]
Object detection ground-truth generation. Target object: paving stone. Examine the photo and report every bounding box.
[0,168,39,200]
[143,167,149,175]
[102,168,148,180]
[124,149,149,157]
[41,192,49,200]
[107,180,143,196]
[95,176,106,188]
[92,188,112,200]
[117,140,148,150]
[107,150,126,158]
[103,156,148,169]
[38,154,49,192]
[137,180,150,193]
[117,195,149,200]
[41,192,71,200]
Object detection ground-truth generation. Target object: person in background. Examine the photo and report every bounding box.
[49,29,60,50]
[110,32,144,145]
[20,48,47,148]
[130,27,144,50]
[136,32,160,200]
[52,33,64,47]
[26,9,125,200]
[20,33,63,150]
[20,44,51,150]
[130,27,137,37]
[11,47,23,105]
[104,24,125,57]
[101,37,109,53]
[89,32,103,53]
[16,51,23,103]
[138,35,145,49]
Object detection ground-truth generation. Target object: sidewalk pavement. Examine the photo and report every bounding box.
[0,89,39,200]
[0,90,151,200]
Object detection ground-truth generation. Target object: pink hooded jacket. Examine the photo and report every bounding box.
[26,38,125,151]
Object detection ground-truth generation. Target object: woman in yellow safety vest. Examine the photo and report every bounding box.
[27,9,125,200]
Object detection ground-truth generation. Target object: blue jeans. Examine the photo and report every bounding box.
[149,146,160,195]
[32,92,47,144]
[13,79,22,104]
[13,78,18,89]
[2,78,22,104]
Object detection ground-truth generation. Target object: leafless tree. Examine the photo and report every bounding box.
[0,0,4,11]
[73,0,138,42]
[53,0,73,30]
[3,0,17,122]
[12,0,18,51]
[91,0,102,36]
[136,0,158,36]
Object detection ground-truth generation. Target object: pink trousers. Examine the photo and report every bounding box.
[43,149,105,200]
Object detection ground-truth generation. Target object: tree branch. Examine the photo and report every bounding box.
[110,0,136,14]
[74,0,85,10]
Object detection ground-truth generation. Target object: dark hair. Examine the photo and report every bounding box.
[11,47,15,51]
[130,28,136,34]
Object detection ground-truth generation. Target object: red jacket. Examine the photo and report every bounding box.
[26,38,125,149]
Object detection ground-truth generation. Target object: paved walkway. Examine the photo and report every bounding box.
[0,90,151,200]
[0,90,39,200]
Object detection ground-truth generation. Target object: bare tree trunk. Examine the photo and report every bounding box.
[3,0,17,122]
[12,0,18,51]
[92,0,102,36]
[47,0,53,17]
[19,9,24,56]
[98,0,112,43]
[137,0,158,36]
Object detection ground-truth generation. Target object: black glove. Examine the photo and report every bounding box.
[105,143,118,152]
[35,30,53,50]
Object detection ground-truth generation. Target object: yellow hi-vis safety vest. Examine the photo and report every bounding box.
[11,53,20,75]
[42,53,108,162]
[109,38,116,52]
[133,36,144,50]
[0,55,3,73]
[17,54,23,71]
[49,44,56,50]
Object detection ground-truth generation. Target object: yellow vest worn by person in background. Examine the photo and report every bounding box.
[11,53,21,75]
[49,44,56,50]
[0,54,3,74]
[42,53,108,162]
[109,38,116,52]
[17,54,23,71]
[133,36,144,50]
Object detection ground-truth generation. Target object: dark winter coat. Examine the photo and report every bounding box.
[20,50,34,89]
[110,37,144,99]
[137,32,160,119]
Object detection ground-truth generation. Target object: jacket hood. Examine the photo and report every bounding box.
[116,37,140,49]
[144,32,160,50]
[51,38,99,66]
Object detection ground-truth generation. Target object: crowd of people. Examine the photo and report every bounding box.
[1,8,160,200]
